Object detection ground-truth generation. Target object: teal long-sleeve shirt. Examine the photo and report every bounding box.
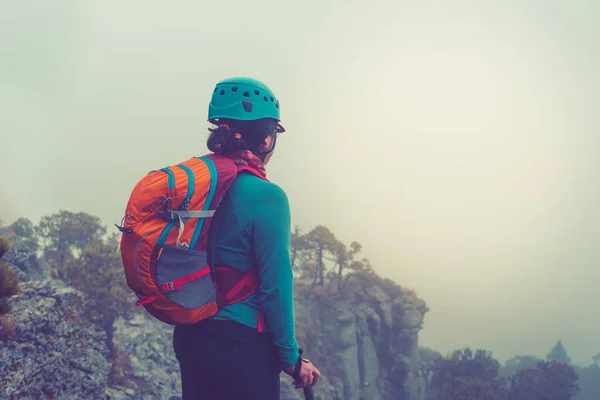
[210,171,300,368]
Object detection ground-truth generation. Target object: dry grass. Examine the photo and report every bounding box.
[0,263,20,299]
[0,237,20,341]
[0,314,17,339]
[0,237,10,258]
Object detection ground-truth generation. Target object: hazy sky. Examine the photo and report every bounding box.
[2,1,599,365]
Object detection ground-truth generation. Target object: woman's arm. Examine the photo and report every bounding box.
[252,183,300,369]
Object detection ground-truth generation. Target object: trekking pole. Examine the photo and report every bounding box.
[295,349,316,400]
[303,385,315,400]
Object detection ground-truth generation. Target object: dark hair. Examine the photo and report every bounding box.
[207,118,279,156]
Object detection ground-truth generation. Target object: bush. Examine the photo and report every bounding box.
[0,236,20,339]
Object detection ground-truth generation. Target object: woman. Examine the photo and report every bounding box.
[173,77,321,400]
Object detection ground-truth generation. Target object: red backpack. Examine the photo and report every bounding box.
[117,153,264,327]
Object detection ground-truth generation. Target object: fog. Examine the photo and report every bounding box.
[1,1,599,365]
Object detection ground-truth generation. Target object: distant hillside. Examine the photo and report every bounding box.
[0,214,429,399]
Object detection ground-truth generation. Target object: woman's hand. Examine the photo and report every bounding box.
[284,358,321,389]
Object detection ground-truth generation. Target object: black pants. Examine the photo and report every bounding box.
[173,320,282,400]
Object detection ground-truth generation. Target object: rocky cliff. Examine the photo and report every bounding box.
[286,275,429,400]
[0,268,427,400]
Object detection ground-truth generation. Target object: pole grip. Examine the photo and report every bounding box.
[303,385,315,400]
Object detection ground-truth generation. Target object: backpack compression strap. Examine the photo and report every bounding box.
[161,210,217,248]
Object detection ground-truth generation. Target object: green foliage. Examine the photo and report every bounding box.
[6,217,39,253]
[380,276,406,298]
[303,225,340,286]
[575,363,600,399]
[57,233,132,359]
[432,347,503,387]
[291,225,371,293]
[501,355,543,378]
[4,217,41,273]
[429,347,507,399]
[546,340,572,364]
[418,347,443,395]
[429,348,583,400]
[290,226,309,271]
[37,210,106,267]
[509,361,580,400]
[421,346,444,365]
[437,376,507,400]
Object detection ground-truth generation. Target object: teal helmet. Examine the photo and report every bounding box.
[208,77,285,132]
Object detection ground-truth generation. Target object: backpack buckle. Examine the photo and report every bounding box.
[161,282,175,292]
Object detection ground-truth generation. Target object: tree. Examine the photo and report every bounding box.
[429,348,506,399]
[592,353,600,365]
[291,225,369,293]
[417,347,443,397]
[341,255,372,288]
[0,237,20,339]
[57,233,132,360]
[437,376,506,400]
[303,225,341,286]
[509,361,580,400]
[432,348,502,387]
[575,363,600,400]
[501,355,543,378]
[290,226,310,272]
[37,210,106,267]
[6,218,38,253]
[328,241,368,290]
[3,217,40,274]
[547,340,572,364]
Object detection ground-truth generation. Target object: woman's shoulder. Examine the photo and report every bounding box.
[232,173,289,205]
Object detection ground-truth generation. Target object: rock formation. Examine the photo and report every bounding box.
[1,265,427,399]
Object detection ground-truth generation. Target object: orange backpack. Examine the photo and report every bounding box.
[117,154,263,326]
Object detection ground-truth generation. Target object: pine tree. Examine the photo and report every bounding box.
[546,340,572,364]
[57,233,131,359]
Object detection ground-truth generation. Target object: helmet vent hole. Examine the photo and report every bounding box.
[242,101,253,112]
[254,90,260,95]
[213,87,218,93]
[219,90,225,95]
[270,97,274,102]
[231,87,238,92]
[243,92,250,97]
[275,101,279,109]
[263,96,268,102]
